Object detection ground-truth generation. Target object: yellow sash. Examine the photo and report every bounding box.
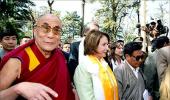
[25,46,40,71]
[88,55,119,100]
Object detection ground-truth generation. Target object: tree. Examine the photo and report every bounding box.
[0,0,35,21]
[0,0,35,37]
[61,11,82,41]
[94,0,140,41]
[47,0,54,14]
[80,0,97,36]
[80,0,85,36]
[154,1,169,25]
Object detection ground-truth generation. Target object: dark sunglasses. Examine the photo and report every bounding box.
[36,23,62,35]
[131,55,144,61]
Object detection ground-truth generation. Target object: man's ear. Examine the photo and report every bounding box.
[125,54,129,58]
[32,28,36,38]
[125,54,131,62]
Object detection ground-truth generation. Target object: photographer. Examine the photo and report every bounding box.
[138,19,169,39]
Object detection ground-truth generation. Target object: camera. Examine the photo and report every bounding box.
[137,19,169,38]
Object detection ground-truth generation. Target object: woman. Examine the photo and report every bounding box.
[159,64,170,100]
[109,41,124,70]
[74,31,119,100]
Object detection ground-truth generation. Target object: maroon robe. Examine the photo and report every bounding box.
[0,39,75,100]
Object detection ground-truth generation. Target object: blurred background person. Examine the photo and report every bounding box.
[159,64,170,100]
[20,36,31,45]
[109,40,124,70]
[62,42,70,53]
[156,42,170,85]
[144,36,169,100]
[0,44,2,48]
[0,28,18,60]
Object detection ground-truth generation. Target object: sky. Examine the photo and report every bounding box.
[32,0,101,23]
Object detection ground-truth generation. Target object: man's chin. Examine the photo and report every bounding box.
[5,48,15,51]
[43,47,56,52]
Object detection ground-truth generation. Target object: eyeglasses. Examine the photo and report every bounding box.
[36,23,62,35]
[131,55,144,61]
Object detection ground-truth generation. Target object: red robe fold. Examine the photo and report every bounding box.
[0,39,75,100]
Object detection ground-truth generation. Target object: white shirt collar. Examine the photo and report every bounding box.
[125,60,139,78]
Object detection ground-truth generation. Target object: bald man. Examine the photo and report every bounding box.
[0,14,75,100]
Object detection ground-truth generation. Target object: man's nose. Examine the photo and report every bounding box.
[139,58,143,62]
[8,39,16,43]
[47,30,55,37]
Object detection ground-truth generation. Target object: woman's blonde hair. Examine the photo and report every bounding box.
[159,64,170,100]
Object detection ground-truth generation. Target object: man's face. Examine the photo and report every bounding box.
[62,44,70,53]
[126,50,144,68]
[34,16,62,52]
[1,35,17,51]
[20,37,31,45]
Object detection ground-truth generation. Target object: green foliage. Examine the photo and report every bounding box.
[0,0,35,38]
[0,19,24,39]
[33,6,61,20]
[94,0,140,42]
[122,32,136,43]
[61,11,82,41]
[0,0,35,21]
[154,1,169,25]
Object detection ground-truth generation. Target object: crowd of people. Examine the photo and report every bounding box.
[0,14,169,100]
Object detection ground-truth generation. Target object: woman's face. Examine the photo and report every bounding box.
[95,36,109,59]
[115,43,123,57]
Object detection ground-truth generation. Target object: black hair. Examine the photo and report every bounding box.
[133,37,143,42]
[123,42,142,57]
[0,28,18,40]
[22,36,31,39]
[151,38,157,52]
[0,22,19,40]
[155,36,169,49]
[117,40,124,43]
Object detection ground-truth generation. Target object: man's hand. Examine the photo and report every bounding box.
[72,88,79,100]
[15,82,58,100]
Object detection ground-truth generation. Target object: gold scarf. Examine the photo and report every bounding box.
[88,55,119,100]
